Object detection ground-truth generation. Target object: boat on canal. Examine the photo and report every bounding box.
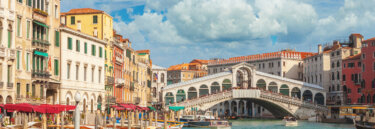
[283,116,298,126]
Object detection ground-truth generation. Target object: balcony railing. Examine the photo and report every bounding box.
[32,70,51,79]
[32,39,50,48]
[7,83,13,89]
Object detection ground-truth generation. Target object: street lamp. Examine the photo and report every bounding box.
[74,92,81,129]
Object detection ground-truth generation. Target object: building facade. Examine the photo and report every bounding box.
[151,64,167,106]
[0,0,16,104]
[59,27,106,112]
[360,37,375,104]
[134,50,152,107]
[342,54,361,104]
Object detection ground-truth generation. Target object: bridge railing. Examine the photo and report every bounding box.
[173,89,233,107]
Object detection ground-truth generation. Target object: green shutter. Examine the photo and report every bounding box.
[55,31,59,47]
[32,85,35,97]
[27,0,31,6]
[8,31,11,48]
[17,83,20,96]
[26,21,30,39]
[40,85,43,98]
[92,45,95,56]
[26,53,29,71]
[84,42,87,54]
[71,16,75,25]
[76,40,80,52]
[17,18,20,37]
[54,59,59,75]
[99,47,102,58]
[93,15,98,24]
[17,51,20,69]
[68,37,72,50]
[32,56,35,71]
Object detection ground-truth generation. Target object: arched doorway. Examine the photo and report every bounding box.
[176,89,186,103]
[6,96,12,104]
[268,82,278,93]
[97,96,102,110]
[199,85,209,97]
[291,87,301,99]
[314,93,324,105]
[165,92,174,105]
[222,79,232,91]
[211,82,220,94]
[279,84,289,96]
[188,87,198,100]
[302,90,313,102]
[236,71,244,87]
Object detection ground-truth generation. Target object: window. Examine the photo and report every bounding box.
[372,79,375,88]
[283,72,285,77]
[76,40,80,52]
[278,61,280,67]
[348,63,354,68]
[363,54,366,59]
[348,88,351,93]
[54,59,58,76]
[98,69,101,83]
[26,84,29,98]
[93,15,98,24]
[283,61,285,66]
[84,66,87,81]
[373,62,375,70]
[32,84,35,97]
[337,72,340,80]
[55,30,59,47]
[84,42,87,54]
[26,20,30,39]
[363,64,365,72]
[26,53,29,71]
[68,37,72,50]
[40,85,43,98]
[71,16,75,25]
[92,67,95,82]
[336,51,340,56]
[17,17,21,37]
[27,0,31,6]
[67,63,70,79]
[16,83,20,97]
[358,62,362,67]
[76,65,79,80]
[55,5,58,19]
[8,25,12,48]
[358,88,361,93]
[331,72,334,80]
[343,74,346,81]
[91,45,96,56]
[99,47,103,58]
[16,51,20,70]
[331,62,335,68]
[337,61,340,67]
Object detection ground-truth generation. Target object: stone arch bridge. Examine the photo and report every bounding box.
[163,63,327,119]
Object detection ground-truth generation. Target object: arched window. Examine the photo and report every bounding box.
[176,89,186,103]
[161,73,165,83]
[188,87,197,100]
[291,87,301,99]
[222,79,232,91]
[199,85,209,97]
[153,73,157,82]
[268,82,278,93]
[211,82,220,94]
[337,85,340,91]
[337,61,340,67]
[367,94,371,104]
[256,79,266,90]
[303,90,313,102]
[279,84,289,96]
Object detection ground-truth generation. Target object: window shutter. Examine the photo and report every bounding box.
[55,31,59,47]
[68,37,72,50]
[99,47,102,58]
[54,59,59,75]
[84,43,87,54]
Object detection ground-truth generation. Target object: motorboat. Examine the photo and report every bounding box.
[283,116,298,126]
[187,120,231,129]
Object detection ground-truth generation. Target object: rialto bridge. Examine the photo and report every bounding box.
[162,63,327,119]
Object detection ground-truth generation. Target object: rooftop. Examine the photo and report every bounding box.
[61,8,105,15]
[343,54,361,61]
[136,50,150,54]
[152,64,167,70]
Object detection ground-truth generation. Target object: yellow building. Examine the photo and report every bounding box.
[134,50,152,107]
[61,8,114,104]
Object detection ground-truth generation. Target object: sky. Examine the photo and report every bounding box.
[61,0,375,68]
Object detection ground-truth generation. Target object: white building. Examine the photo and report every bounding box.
[60,27,106,112]
[151,64,167,104]
[0,0,16,104]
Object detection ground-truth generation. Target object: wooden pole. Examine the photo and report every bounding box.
[128,111,132,129]
[135,110,139,125]
[23,113,27,129]
[140,111,143,129]
[42,114,47,129]
[61,111,65,129]
[177,111,180,122]
[149,111,152,127]
[163,112,167,129]
[121,111,124,127]
[155,112,158,127]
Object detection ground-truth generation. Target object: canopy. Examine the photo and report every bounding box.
[147,106,156,111]
[169,106,185,111]
[119,104,137,110]
[4,103,75,113]
[33,20,49,28]
[34,51,48,57]
[111,105,125,111]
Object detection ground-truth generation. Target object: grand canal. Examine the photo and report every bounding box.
[183,119,355,129]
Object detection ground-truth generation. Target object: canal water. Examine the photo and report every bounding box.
[183,119,355,129]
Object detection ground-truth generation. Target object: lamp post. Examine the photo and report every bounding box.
[74,92,82,129]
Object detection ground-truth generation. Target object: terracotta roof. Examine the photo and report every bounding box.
[168,63,190,71]
[350,33,364,38]
[364,37,375,42]
[136,50,150,54]
[62,8,104,15]
[190,59,212,64]
[343,54,361,60]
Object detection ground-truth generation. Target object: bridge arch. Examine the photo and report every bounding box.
[291,87,301,99]
[176,89,186,103]
[188,87,198,100]
[211,82,220,94]
[165,92,174,105]
[222,79,232,91]
[268,82,278,93]
[280,84,290,96]
[302,90,313,102]
[314,93,324,105]
[233,64,254,89]
[256,79,266,90]
[199,85,209,97]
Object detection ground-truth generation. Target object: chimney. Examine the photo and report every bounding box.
[77,20,81,31]
[318,44,322,54]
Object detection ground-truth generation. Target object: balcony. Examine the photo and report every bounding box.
[32,39,50,50]
[115,78,125,85]
[8,49,16,60]
[32,70,51,79]
[7,83,13,89]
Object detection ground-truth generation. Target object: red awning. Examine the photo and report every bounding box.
[3,104,75,113]
[4,103,37,112]
[119,104,136,110]
[111,105,125,111]
[135,106,149,111]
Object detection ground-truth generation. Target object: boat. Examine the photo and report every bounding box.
[187,120,231,129]
[353,119,375,129]
[283,116,298,126]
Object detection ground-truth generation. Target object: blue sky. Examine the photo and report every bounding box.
[61,0,375,68]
